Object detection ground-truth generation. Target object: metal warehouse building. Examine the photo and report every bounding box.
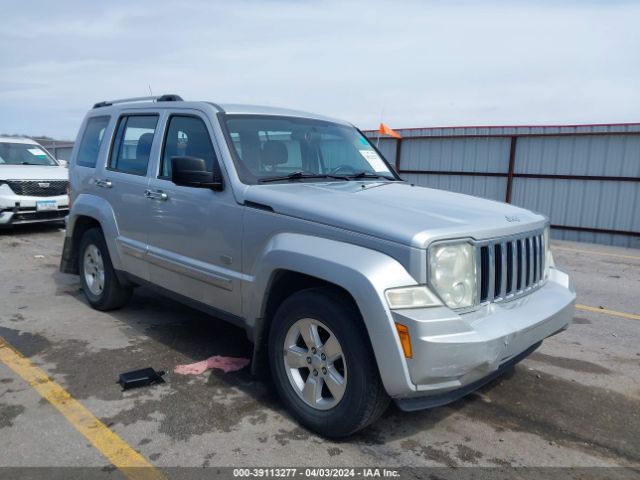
[366,123,640,248]
[37,138,74,161]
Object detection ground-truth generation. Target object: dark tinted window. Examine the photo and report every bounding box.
[76,116,109,168]
[160,116,217,178]
[109,115,158,175]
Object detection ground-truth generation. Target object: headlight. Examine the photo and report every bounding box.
[385,286,442,309]
[429,242,476,309]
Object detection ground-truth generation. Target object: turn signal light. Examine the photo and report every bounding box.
[395,323,413,359]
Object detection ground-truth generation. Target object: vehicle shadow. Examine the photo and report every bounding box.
[50,267,284,416]
[48,268,637,465]
[50,267,500,445]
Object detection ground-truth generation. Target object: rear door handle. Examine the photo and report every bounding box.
[144,189,168,201]
[95,178,112,188]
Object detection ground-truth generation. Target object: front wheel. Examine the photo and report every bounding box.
[268,288,390,437]
[78,228,132,311]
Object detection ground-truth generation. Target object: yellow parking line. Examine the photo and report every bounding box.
[552,245,640,261]
[576,304,640,321]
[0,336,166,480]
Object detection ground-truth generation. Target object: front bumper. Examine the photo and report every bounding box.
[395,340,543,411]
[389,268,575,404]
[0,189,69,225]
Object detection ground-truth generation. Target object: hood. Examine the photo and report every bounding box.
[0,165,68,181]
[244,182,547,248]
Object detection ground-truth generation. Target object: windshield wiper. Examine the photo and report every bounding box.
[259,171,350,183]
[349,171,396,181]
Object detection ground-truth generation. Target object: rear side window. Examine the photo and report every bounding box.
[160,116,217,178]
[109,115,158,175]
[76,116,110,168]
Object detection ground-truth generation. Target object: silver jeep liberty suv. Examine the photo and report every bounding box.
[60,94,575,437]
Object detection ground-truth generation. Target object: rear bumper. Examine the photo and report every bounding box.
[388,268,575,404]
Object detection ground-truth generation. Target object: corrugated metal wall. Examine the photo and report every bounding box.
[366,124,640,248]
[37,140,74,161]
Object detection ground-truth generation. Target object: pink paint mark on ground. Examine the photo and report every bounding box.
[174,355,250,375]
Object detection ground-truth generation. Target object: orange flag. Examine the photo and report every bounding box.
[379,122,402,139]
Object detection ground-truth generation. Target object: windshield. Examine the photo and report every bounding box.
[0,142,57,166]
[221,115,397,184]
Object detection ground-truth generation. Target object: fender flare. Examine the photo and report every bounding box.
[67,194,123,271]
[247,232,418,396]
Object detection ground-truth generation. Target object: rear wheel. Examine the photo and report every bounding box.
[268,288,390,437]
[78,228,132,310]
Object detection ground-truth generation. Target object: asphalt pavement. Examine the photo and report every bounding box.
[0,224,638,477]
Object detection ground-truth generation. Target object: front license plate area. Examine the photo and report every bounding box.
[36,200,57,211]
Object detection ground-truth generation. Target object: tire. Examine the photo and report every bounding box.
[78,228,132,311]
[268,287,390,437]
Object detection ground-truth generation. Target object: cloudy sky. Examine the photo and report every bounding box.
[1,0,639,140]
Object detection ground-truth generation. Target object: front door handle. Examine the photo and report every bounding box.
[144,189,168,201]
[95,178,112,188]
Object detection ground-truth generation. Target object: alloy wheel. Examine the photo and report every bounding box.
[83,244,105,296]
[283,318,347,410]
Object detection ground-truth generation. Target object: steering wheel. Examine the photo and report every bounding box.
[330,165,357,175]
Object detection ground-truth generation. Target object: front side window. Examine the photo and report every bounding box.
[222,115,395,184]
[0,142,57,166]
[109,115,158,175]
[160,116,217,178]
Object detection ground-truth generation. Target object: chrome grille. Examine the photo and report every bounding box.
[6,180,68,197]
[476,230,546,304]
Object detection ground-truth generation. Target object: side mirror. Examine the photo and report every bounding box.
[171,156,223,191]
[57,159,69,168]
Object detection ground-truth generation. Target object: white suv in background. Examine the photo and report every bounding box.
[0,137,69,227]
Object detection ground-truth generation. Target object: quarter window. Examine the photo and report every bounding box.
[160,116,217,178]
[109,115,158,175]
[76,116,110,168]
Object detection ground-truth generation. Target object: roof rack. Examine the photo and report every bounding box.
[93,94,183,109]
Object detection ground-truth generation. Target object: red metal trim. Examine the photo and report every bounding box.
[551,225,640,238]
[505,137,517,203]
[373,131,640,140]
[515,173,640,182]
[400,170,506,177]
[398,170,640,182]
[394,138,402,172]
[362,121,640,134]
